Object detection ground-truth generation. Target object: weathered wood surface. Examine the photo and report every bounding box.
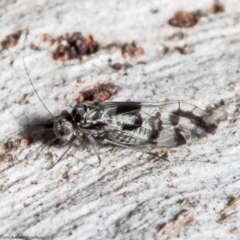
[0,0,240,239]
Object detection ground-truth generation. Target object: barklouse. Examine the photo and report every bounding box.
[23,60,218,167]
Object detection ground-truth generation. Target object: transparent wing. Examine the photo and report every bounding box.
[82,101,218,148]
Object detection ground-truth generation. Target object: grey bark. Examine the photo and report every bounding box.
[0,0,240,239]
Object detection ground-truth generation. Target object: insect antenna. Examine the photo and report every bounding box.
[22,57,55,118]
[22,57,61,167]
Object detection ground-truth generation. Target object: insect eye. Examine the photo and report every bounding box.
[72,103,86,122]
[54,118,73,141]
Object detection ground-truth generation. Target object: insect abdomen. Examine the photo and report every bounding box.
[103,111,162,145]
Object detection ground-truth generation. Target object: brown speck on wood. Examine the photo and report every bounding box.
[4,139,20,150]
[104,42,120,49]
[62,171,68,179]
[158,45,169,55]
[111,63,132,71]
[16,92,34,105]
[29,43,41,51]
[76,83,119,103]
[20,138,32,147]
[122,41,144,59]
[218,211,237,223]
[167,32,185,41]
[210,1,225,14]
[23,202,30,207]
[45,152,53,161]
[52,32,99,61]
[3,138,32,150]
[155,211,196,238]
[177,44,194,55]
[169,11,201,28]
[16,233,24,239]
[42,33,55,44]
[1,30,22,49]
[229,227,238,234]
[218,196,240,223]
[0,154,13,163]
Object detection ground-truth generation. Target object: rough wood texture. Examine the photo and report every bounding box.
[0,0,240,239]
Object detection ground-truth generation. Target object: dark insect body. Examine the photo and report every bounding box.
[53,101,217,166]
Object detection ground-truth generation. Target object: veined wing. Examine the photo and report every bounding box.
[82,101,218,147]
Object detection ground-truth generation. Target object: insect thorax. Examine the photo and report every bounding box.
[71,102,162,145]
[72,103,87,124]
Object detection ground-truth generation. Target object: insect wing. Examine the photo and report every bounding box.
[83,101,218,148]
[141,101,218,147]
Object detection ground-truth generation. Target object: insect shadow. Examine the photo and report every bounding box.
[17,59,81,168]
[17,113,91,166]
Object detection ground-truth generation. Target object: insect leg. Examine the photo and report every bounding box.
[85,135,102,167]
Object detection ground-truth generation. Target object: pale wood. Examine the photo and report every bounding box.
[0,0,240,239]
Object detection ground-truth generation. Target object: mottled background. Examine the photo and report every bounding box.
[0,0,240,239]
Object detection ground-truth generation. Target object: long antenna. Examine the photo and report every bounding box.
[22,57,55,118]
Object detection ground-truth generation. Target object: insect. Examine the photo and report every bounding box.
[23,60,218,167]
[41,100,218,167]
